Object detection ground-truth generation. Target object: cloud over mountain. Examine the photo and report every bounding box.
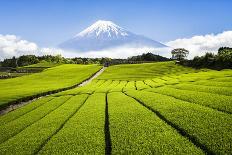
[1,30,232,60]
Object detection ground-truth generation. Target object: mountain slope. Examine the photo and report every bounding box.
[59,20,167,51]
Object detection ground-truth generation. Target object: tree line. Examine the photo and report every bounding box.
[172,47,232,69]
[0,55,109,68]
[0,53,170,68]
[1,47,231,70]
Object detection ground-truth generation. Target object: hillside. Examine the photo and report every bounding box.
[0,62,231,154]
[97,61,199,80]
[0,64,102,109]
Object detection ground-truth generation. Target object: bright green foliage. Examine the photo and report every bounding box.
[210,76,232,82]
[0,64,101,109]
[79,80,106,93]
[39,93,105,154]
[123,81,136,91]
[109,81,127,92]
[146,86,232,113]
[107,92,203,154]
[94,80,113,93]
[0,94,88,154]
[106,80,120,92]
[53,80,103,96]
[81,80,107,93]
[125,90,232,154]
[95,80,120,93]
[136,81,150,90]
[97,61,198,80]
[152,78,166,84]
[193,80,232,87]
[0,97,54,125]
[0,61,231,154]
[0,96,71,144]
[174,69,232,82]
[171,83,232,96]
[160,76,179,84]
[144,79,164,87]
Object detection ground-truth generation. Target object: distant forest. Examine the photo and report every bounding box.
[0,53,170,68]
[179,47,232,70]
[0,47,231,70]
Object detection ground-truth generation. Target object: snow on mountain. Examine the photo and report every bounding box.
[76,20,129,38]
[59,20,167,51]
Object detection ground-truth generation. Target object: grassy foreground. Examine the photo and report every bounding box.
[0,61,231,154]
[0,64,101,109]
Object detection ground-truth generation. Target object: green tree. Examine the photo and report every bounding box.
[17,55,39,66]
[53,54,63,63]
[171,48,189,61]
[100,57,111,66]
[217,47,232,68]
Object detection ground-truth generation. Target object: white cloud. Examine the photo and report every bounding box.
[66,45,171,59]
[166,31,232,58]
[0,34,170,60]
[0,34,38,60]
[0,34,171,60]
[1,31,232,60]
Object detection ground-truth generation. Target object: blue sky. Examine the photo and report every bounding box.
[0,0,231,47]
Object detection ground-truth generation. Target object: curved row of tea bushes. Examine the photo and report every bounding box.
[0,96,71,144]
[0,94,88,154]
[135,81,151,90]
[39,93,106,154]
[210,77,232,82]
[107,92,203,154]
[170,83,232,96]
[0,97,54,125]
[146,87,232,113]
[192,80,232,87]
[123,81,136,91]
[125,90,232,154]
[94,80,113,93]
[109,81,128,92]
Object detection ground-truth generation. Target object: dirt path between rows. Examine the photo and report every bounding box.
[79,67,105,86]
[0,67,106,116]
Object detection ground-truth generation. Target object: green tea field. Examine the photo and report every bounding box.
[0,64,101,109]
[0,62,231,154]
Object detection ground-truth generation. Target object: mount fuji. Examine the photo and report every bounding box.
[59,20,167,51]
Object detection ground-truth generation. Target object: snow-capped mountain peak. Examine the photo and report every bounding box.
[59,20,167,51]
[75,20,129,38]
